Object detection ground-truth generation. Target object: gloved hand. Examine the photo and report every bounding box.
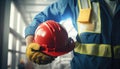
[26,43,55,65]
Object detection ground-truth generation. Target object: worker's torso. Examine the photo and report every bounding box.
[60,0,120,69]
[75,0,120,45]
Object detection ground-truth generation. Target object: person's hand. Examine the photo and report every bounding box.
[26,43,55,65]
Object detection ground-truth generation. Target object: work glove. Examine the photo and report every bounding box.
[26,43,55,65]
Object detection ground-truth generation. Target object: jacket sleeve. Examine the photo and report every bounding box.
[25,0,69,37]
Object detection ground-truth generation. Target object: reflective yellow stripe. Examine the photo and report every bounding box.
[78,0,91,9]
[97,2,101,33]
[78,0,81,10]
[77,1,101,34]
[114,46,120,58]
[74,42,120,58]
[77,0,92,34]
[74,42,112,57]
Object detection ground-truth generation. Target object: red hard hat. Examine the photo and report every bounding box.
[33,20,75,57]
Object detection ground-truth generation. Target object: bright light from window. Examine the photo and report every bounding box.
[60,18,77,41]
[16,13,20,33]
[8,33,13,50]
[60,18,73,33]
[21,46,26,53]
[7,52,12,66]
[9,2,15,29]
[16,40,20,51]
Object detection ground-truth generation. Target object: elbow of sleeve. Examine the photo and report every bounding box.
[25,26,35,38]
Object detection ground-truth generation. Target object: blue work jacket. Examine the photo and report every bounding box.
[25,0,120,69]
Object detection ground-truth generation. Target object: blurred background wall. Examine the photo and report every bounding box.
[0,0,77,69]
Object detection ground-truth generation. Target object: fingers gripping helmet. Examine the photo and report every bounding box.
[33,20,75,57]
